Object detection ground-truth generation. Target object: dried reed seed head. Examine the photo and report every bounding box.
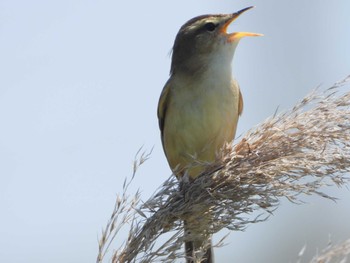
[99,76,350,263]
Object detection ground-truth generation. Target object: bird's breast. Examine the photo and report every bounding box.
[163,74,240,177]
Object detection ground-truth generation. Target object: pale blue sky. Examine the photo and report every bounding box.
[1,1,350,262]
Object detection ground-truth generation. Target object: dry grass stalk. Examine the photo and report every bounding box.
[97,76,350,263]
[307,239,350,263]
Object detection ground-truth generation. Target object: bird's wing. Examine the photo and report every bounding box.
[238,88,244,116]
[157,79,171,147]
[232,79,244,116]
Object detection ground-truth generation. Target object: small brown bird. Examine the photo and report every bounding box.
[157,6,261,263]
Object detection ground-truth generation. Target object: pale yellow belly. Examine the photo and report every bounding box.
[163,81,240,178]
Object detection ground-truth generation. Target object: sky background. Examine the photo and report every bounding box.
[1,0,350,262]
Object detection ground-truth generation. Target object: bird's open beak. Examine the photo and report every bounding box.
[221,6,263,42]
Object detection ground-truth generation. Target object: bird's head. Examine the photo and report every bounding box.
[170,6,262,75]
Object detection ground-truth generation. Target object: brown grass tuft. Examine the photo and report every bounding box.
[97,76,350,263]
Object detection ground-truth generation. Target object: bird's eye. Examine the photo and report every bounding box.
[204,22,217,32]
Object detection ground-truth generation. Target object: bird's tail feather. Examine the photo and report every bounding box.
[184,220,213,263]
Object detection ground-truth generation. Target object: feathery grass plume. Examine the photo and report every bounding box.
[99,76,350,263]
[97,149,151,263]
[308,239,350,263]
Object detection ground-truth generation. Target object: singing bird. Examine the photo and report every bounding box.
[157,6,261,263]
